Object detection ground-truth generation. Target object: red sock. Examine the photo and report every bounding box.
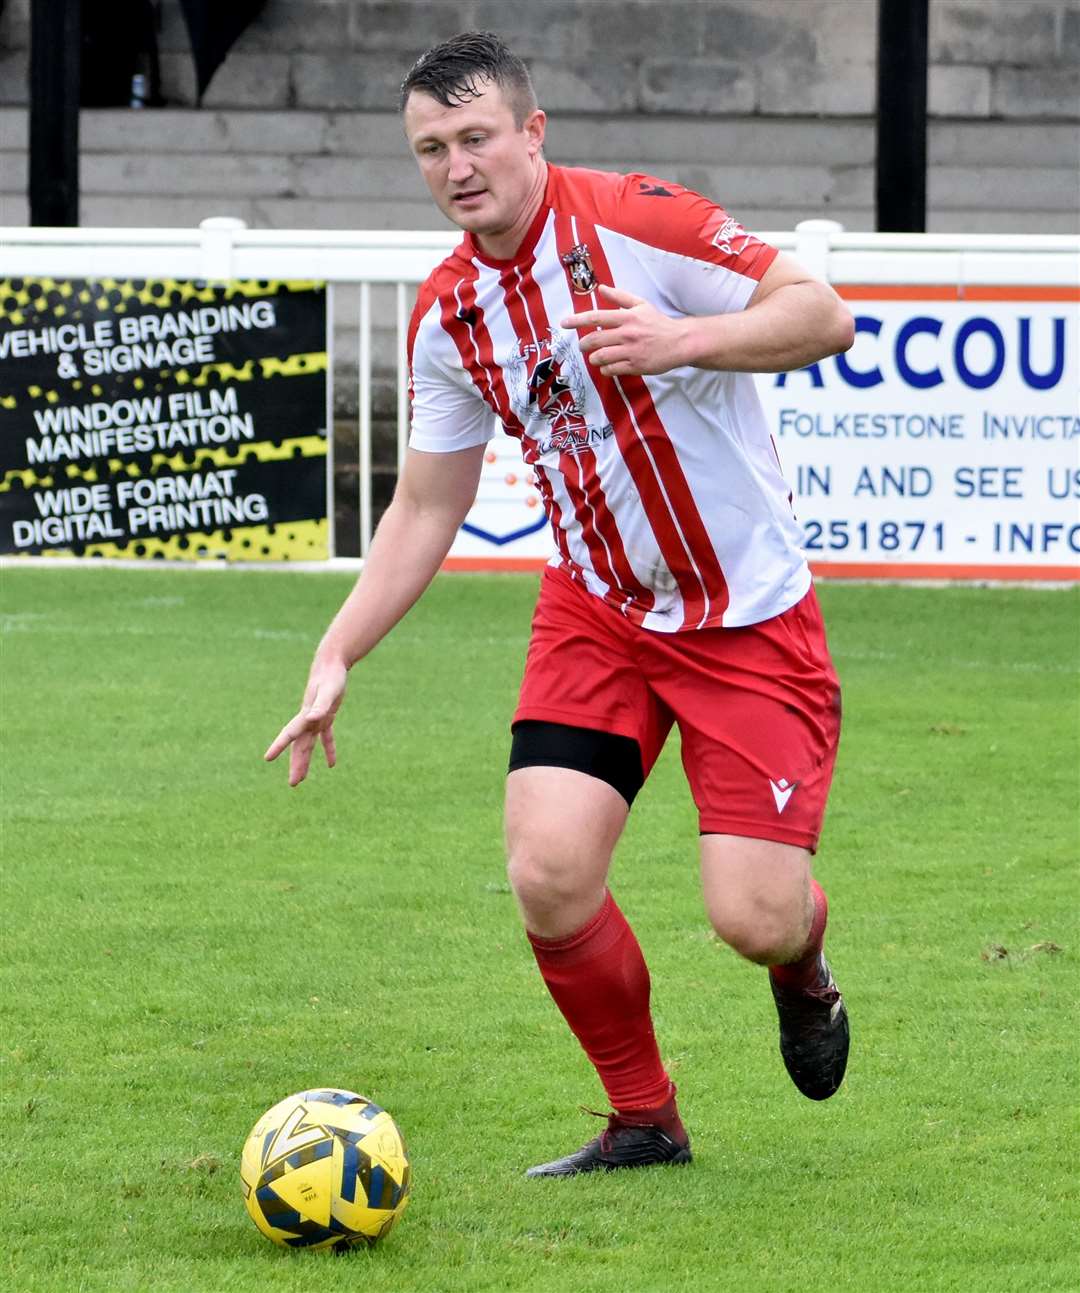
[614,1087,685,1144]
[527,890,677,1122]
[769,878,828,991]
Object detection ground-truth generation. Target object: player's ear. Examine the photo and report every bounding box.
[524,108,546,155]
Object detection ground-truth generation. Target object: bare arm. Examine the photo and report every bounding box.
[562,252,854,378]
[264,442,485,785]
[316,442,485,667]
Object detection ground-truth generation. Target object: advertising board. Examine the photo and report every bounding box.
[0,277,329,561]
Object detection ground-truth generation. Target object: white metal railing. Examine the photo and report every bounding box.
[2,219,1078,556]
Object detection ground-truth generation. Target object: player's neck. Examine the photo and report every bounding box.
[475,160,549,261]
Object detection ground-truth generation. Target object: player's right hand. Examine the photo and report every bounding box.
[264,659,348,787]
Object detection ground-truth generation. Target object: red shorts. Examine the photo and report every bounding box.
[513,566,842,851]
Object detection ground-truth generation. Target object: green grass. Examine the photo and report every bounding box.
[2,569,1077,1293]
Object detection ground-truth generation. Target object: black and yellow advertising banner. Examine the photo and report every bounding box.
[0,277,329,561]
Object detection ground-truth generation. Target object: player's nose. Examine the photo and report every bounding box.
[446,145,475,182]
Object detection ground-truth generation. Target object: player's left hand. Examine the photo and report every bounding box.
[561,285,690,378]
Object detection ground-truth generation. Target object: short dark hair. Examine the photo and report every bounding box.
[399,31,537,127]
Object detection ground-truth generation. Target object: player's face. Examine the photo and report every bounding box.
[404,81,546,253]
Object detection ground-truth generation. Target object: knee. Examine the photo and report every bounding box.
[506,841,587,914]
[505,830,610,940]
[503,768,624,937]
[708,893,808,965]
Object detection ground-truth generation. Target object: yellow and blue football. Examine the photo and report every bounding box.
[240,1088,410,1250]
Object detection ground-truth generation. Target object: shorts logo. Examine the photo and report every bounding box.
[560,242,599,295]
[769,777,798,814]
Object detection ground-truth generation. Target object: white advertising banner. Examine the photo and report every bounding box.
[763,288,1078,578]
[445,287,1079,580]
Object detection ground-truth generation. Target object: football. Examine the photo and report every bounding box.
[240,1088,410,1250]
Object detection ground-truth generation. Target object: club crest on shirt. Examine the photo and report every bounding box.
[504,328,613,455]
[560,242,599,295]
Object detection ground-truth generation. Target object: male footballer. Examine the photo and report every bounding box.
[267,31,855,1177]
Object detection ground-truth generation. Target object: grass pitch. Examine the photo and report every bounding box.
[2,568,1077,1293]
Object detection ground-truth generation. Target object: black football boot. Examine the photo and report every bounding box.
[525,1112,692,1178]
[770,954,849,1100]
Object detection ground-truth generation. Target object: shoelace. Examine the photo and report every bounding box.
[802,978,841,1006]
[579,1105,646,1153]
[578,1105,616,1151]
[774,957,840,1007]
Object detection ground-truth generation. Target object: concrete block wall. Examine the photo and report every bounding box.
[3,0,1079,115]
[1,0,1077,233]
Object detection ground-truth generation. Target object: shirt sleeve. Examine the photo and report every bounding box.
[407,297,496,454]
[609,173,779,318]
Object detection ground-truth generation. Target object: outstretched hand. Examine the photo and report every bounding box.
[561,284,691,378]
[264,659,348,787]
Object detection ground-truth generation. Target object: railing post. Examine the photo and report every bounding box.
[794,219,844,283]
[325,283,336,561]
[198,216,246,282]
[396,282,409,475]
[358,282,372,558]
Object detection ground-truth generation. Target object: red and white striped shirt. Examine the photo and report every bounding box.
[408,164,810,630]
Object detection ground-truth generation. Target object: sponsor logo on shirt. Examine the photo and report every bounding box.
[711,215,752,258]
[504,328,614,455]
